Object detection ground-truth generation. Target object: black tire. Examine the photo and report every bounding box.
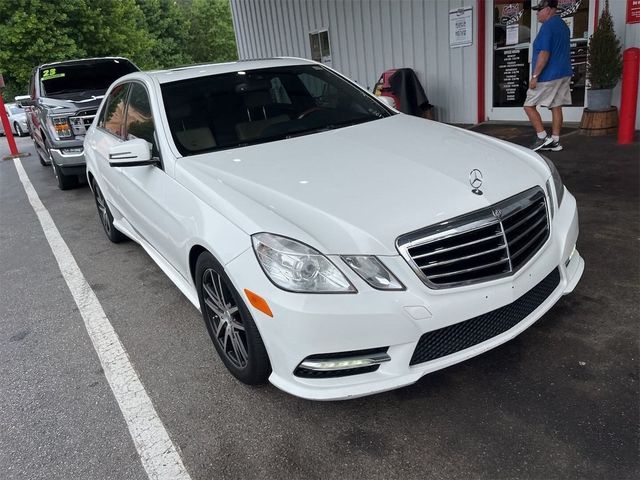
[52,161,78,190]
[195,252,271,385]
[14,123,23,137]
[92,179,127,243]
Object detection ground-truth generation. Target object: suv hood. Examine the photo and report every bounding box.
[41,96,103,114]
[177,115,550,255]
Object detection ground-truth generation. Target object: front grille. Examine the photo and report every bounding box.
[69,109,97,135]
[409,267,560,366]
[397,187,549,288]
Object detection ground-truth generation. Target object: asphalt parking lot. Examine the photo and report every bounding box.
[1,130,638,480]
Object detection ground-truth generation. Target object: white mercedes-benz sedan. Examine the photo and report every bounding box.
[84,58,584,400]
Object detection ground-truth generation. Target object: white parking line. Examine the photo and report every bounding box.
[13,158,192,480]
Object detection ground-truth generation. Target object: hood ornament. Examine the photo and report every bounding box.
[469,169,483,195]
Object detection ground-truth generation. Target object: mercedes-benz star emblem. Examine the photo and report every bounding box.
[469,169,483,195]
[492,208,503,219]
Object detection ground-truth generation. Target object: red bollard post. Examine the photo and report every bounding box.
[618,47,640,145]
[0,92,19,157]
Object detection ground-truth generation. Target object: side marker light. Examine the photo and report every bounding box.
[244,289,273,317]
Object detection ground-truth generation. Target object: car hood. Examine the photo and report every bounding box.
[176,115,550,255]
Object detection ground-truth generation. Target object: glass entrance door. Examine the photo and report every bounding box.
[486,0,593,122]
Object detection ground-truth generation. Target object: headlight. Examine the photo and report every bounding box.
[541,155,564,207]
[47,115,72,139]
[341,256,405,290]
[252,233,356,293]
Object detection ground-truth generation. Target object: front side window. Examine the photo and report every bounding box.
[99,83,130,139]
[125,83,158,157]
[161,64,393,156]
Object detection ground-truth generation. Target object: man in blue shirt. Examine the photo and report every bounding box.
[524,0,572,151]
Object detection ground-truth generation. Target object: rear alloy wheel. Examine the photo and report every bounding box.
[92,180,127,243]
[195,252,270,385]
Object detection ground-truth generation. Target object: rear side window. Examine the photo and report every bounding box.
[99,84,130,139]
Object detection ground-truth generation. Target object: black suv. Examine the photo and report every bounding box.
[23,57,139,189]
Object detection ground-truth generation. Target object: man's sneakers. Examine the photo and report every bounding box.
[530,136,553,151]
[530,136,564,152]
[540,140,563,151]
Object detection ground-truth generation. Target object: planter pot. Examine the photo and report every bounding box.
[587,88,612,111]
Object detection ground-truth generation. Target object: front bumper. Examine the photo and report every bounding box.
[50,140,85,168]
[226,190,584,400]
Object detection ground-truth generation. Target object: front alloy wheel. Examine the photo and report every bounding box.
[196,252,270,385]
[202,268,248,369]
[92,180,127,243]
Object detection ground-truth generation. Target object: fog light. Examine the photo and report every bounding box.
[299,349,390,371]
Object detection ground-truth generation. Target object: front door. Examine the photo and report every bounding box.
[486,0,593,122]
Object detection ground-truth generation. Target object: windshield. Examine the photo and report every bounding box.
[40,59,138,99]
[9,106,24,115]
[161,65,394,156]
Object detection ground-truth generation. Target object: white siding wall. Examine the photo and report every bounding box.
[230,0,479,124]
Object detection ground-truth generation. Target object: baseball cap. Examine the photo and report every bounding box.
[531,0,559,10]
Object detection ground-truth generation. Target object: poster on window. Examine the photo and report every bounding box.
[449,7,473,48]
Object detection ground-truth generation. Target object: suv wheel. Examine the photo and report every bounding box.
[52,161,77,190]
[195,252,271,385]
[14,123,23,137]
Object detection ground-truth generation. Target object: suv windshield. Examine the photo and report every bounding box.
[161,64,394,156]
[9,106,24,115]
[40,59,138,99]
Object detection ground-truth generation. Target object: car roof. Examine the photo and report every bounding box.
[138,57,317,84]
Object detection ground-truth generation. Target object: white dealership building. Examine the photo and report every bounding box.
[230,0,640,127]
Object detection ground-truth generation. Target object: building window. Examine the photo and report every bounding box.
[309,30,331,64]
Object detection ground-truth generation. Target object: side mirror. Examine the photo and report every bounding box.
[15,95,34,107]
[377,95,396,109]
[108,138,156,167]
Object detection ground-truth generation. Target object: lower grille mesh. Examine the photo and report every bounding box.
[409,268,561,366]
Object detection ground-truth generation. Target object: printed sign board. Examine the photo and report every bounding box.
[449,7,473,48]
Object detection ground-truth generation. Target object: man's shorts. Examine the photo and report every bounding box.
[524,76,572,108]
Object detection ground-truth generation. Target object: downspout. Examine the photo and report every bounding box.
[477,0,486,123]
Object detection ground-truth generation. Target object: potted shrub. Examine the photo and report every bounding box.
[586,0,622,111]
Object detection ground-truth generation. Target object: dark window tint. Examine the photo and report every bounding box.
[39,59,138,99]
[161,64,393,156]
[100,83,130,139]
[125,84,158,157]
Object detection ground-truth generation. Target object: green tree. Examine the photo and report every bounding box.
[71,0,155,68]
[0,0,81,98]
[136,0,193,68]
[188,0,238,63]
